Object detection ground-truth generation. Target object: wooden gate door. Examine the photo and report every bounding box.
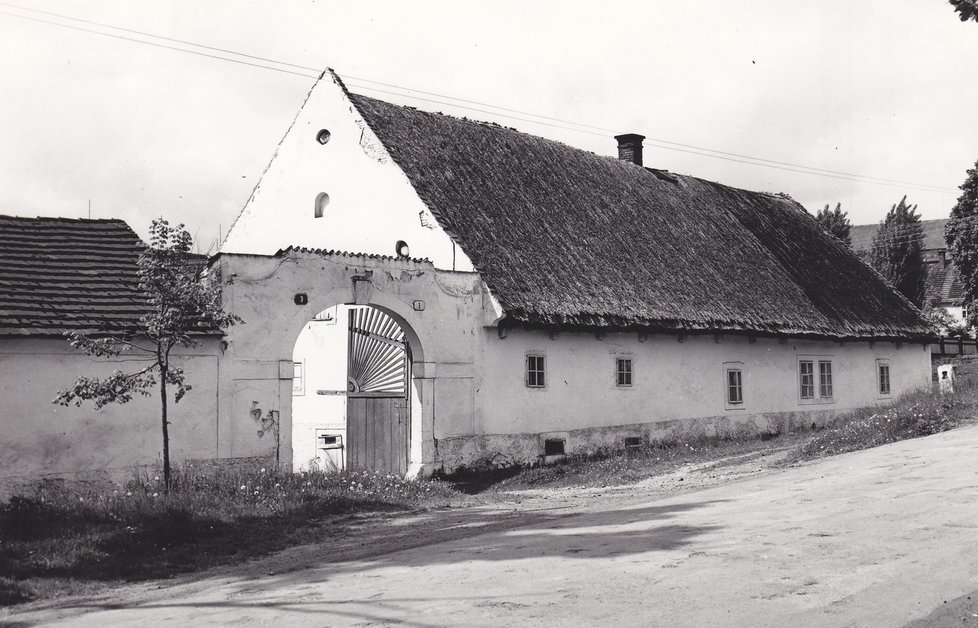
[346,307,410,474]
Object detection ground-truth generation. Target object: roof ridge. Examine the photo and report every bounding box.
[275,245,431,265]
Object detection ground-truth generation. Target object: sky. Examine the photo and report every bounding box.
[1,1,977,251]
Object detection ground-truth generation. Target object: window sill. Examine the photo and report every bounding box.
[798,397,835,406]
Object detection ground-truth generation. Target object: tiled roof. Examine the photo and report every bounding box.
[926,261,964,308]
[349,93,931,340]
[851,218,947,255]
[0,215,150,336]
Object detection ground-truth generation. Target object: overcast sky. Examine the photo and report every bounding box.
[1,1,976,250]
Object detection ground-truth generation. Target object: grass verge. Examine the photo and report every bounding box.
[0,466,462,606]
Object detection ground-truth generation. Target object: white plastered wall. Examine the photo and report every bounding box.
[0,337,222,483]
[472,330,933,438]
[220,72,473,272]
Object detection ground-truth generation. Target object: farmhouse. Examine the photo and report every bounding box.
[213,71,933,475]
[0,72,935,481]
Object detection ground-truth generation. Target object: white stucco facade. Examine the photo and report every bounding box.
[202,251,934,475]
[219,72,473,272]
[0,337,223,486]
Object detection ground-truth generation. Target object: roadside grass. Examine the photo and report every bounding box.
[478,384,978,491]
[3,383,976,608]
[470,434,809,492]
[0,466,462,606]
[785,384,977,463]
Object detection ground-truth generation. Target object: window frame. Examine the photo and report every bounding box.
[876,359,891,398]
[615,357,633,388]
[723,361,745,409]
[799,360,815,400]
[797,355,835,405]
[526,352,546,389]
[292,360,305,396]
[819,360,834,400]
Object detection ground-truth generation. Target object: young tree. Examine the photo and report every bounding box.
[870,196,926,307]
[55,219,241,490]
[814,202,852,246]
[945,159,978,328]
[950,0,978,22]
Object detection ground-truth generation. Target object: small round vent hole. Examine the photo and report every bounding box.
[316,129,331,145]
[395,240,410,257]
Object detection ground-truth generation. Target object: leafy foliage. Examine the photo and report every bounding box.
[945,160,978,328]
[54,219,241,489]
[814,202,852,246]
[924,307,972,338]
[950,0,978,22]
[870,196,926,307]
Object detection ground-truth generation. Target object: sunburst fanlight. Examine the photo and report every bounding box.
[347,307,407,396]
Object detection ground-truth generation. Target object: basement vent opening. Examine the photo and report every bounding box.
[315,129,331,145]
[314,192,330,218]
[624,436,642,449]
[544,438,565,456]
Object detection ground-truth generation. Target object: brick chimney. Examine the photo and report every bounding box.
[614,133,645,166]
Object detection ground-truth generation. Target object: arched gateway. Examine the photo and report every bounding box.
[211,247,496,477]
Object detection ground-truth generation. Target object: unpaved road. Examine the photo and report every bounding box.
[8,426,978,627]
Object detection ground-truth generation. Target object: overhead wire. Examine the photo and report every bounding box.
[0,2,959,195]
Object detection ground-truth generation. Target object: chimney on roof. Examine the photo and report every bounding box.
[614,133,646,166]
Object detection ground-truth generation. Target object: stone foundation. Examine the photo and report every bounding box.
[434,409,848,473]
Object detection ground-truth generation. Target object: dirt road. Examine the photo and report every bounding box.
[9,426,978,627]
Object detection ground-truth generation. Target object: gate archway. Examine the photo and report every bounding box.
[213,249,487,478]
[290,304,421,475]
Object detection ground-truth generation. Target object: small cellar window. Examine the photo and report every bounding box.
[544,438,565,456]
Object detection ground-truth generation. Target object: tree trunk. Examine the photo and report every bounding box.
[160,355,171,492]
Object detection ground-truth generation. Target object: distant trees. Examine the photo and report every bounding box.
[814,202,852,246]
[945,160,978,328]
[870,196,926,307]
[949,0,978,22]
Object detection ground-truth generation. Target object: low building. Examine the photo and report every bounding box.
[0,216,223,483]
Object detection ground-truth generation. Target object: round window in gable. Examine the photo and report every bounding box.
[314,192,330,218]
[316,129,331,145]
[395,240,410,258]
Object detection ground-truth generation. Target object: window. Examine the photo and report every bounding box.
[292,361,305,395]
[526,354,545,388]
[314,192,330,218]
[819,361,833,399]
[616,357,633,387]
[727,368,743,404]
[799,360,815,399]
[544,438,565,456]
[878,361,891,396]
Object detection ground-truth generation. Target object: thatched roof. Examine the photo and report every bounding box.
[349,94,931,340]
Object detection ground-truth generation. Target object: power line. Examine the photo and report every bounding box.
[0,3,959,195]
[0,8,319,79]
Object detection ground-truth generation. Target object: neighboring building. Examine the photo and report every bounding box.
[0,216,223,482]
[214,71,933,475]
[850,219,965,322]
